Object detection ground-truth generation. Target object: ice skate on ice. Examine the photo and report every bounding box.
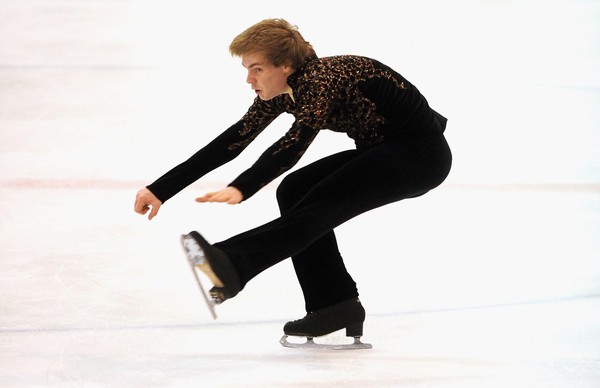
[180,231,241,319]
[280,298,372,350]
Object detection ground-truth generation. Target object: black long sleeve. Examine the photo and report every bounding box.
[229,122,320,199]
[146,120,249,203]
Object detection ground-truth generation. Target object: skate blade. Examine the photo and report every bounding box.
[279,335,372,350]
[190,264,220,320]
[181,234,219,320]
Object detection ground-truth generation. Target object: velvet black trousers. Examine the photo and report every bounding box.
[215,125,452,312]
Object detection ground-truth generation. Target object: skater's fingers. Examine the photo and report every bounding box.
[196,191,229,203]
[196,192,225,203]
[195,187,242,204]
[195,192,216,203]
[147,202,161,220]
[133,198,149,215]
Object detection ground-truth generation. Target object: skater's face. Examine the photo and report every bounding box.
[242,52,294,101]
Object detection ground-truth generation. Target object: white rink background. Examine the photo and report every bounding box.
[1,1,599,387]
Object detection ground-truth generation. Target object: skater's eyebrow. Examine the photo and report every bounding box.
[242,59,267,69]
[245,62,262,69]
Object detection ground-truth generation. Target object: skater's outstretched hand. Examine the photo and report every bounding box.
[196,186,243,205]
[134,188,162,220]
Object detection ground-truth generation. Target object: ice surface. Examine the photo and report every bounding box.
[1,1,599,387]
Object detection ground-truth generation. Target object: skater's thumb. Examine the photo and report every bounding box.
[148,204,160,220]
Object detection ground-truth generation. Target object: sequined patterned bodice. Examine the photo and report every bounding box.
[232,55,417,152]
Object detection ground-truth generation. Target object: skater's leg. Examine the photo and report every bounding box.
[215,129,452,286]
[290,234,358,312]
[275,153,361,312]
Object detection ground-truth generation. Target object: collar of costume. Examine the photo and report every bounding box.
[287,55,318,89]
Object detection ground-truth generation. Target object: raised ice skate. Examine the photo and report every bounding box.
[180,231,242,319]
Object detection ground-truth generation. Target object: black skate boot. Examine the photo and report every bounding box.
[280,298,372,349]
[181,231,241,303]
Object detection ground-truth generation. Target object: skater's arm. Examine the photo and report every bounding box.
[134,188,162,220]
[228,122,319,200]
[144,98,285,204]
[144,120,251,204]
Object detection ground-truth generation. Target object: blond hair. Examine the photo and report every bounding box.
[229,18,316,69]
